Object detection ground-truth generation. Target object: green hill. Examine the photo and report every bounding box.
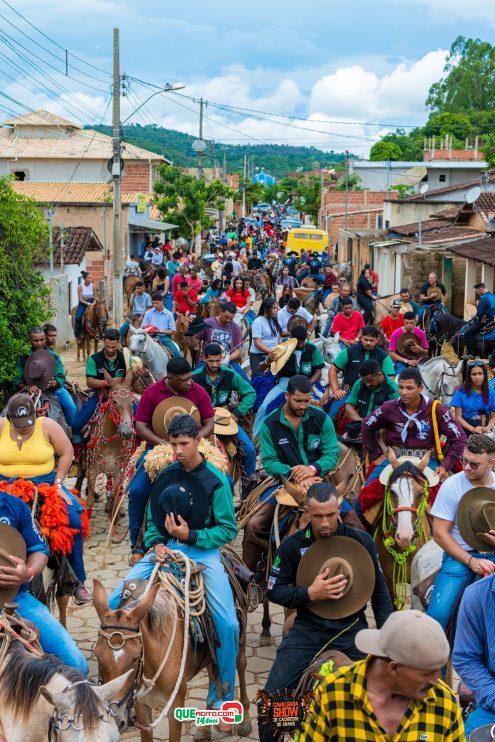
[88,123,349,177]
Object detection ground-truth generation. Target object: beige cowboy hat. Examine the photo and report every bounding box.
[270,338,298,375]
[151,397,201,439]
[426,285,443,301]
[396,331,421,357]
[378,455,439,487]
[213,407,238,436]
[275,479,306,508]
[296,536,375,619]
[123,346,143,371]
[457,487,495,552]
[399,301,413,315]
[0,523,27,608]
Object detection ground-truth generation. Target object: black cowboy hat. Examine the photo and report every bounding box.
[184,317,207,337]
[24,349,57,391]
[149,469,209,539]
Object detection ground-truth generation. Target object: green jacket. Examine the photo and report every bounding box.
[192,364,255,417]
[144,458,237,551]
[13,348,66,390]
[260,405,339,479]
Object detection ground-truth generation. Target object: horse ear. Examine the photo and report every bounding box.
[39,686,71,710]
[418,451,431,471]
[98,669,135,702]
[388,447,399,469]
[128,582,161,625]
[93,579,109,620]
[128,325,136,335]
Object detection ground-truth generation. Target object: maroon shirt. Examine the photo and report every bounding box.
[134,379,214,426]
[361,395,466,471]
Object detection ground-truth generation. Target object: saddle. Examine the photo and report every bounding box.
[479,319,495,336]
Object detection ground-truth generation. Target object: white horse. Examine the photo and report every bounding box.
[419,356,463,406]
[128,325,171,380]
[314,332,342,365]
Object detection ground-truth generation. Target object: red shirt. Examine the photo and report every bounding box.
[226,289,250,309]
[135,379,214,426]
[380,313,404,340]
[331,311,365,342]
[172,274,185,296]
[186,276,203,293]
[370,270,379,291]
[175,288,198,313]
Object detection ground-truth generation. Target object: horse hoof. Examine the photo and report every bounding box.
[259,634,273,647]
[237,721,252,737]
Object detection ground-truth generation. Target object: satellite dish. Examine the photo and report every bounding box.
[419,184,429,195]
[466,186,481,205]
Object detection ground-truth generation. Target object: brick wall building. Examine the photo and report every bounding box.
[319,190,397,245]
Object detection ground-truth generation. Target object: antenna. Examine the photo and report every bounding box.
[419,184,429,195]
[466,186,481,205]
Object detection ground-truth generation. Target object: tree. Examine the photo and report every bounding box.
[423,112,472,140]
[334,173,363,191]
[426,36,495,113]
[483,135,495,169]
[0,176,50,390]
[236,179,265,212]
[154,166,235,248]
[369,141,403,161]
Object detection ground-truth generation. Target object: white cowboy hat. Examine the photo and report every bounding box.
[379,456,439,487]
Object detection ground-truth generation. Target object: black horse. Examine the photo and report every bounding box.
[427,310,495,358]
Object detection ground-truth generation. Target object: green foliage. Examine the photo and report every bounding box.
[390,184,416,198]
[369,141,403,161]
[423,112,472,140]
[0,177,50,388]
[334,173,363,191]
[154,165,235,239]
[237,180,265,211]
[426,36,495,113]
[87,123,350,178]
[483,135,495,170]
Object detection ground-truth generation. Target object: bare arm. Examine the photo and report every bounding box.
[309,368,322,385]
[432,517,495,576]
[200,417,215,438]
[43,417,73,482]
[454,407,479,434]
[345,404,362,422]
[329,365,346,400]
[136,420,163,446]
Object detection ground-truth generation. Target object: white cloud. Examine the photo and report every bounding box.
[413,0,495,25]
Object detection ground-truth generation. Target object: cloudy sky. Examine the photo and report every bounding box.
[1,0,494,156]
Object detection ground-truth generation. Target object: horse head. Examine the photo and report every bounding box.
[128,326,147,356]
[108,388,135,441]
[385,449,430,550]
[421,356,461,406]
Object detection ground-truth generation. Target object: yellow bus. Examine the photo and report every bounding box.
[285,227,329,257]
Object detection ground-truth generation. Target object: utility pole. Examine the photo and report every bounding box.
[60,221,64,274]
[242,153,247,218]
[198,97,204,179]
[47,207,53,275]
[112,27,123,326]
[344,150,349,230]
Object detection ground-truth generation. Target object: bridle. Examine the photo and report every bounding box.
[421,362,458,404]
[47,677,125,740]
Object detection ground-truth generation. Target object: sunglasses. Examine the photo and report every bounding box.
[467,360,485,368]
[461,456,482,470]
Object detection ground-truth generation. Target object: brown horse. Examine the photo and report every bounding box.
[294,277,321,315]
[71,297,108,362]
[174,315,200,368]
[140,261,155,294]
[198,296,222,319]
[124,275,140,310]
[84,387,135,511]
[369,450,432,609]
[93,570,253,742]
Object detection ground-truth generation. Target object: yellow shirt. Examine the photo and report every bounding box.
[0,418,55,477]
[299,658,465,742]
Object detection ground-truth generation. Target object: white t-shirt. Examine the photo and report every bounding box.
[277,305,313,334]
[250,316,280,354]
[430,470,495,551]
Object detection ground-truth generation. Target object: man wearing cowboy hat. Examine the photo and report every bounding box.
[109,414,238,731]
[388,312,429,374]
[129,357,215,560]
[301,611,463,741]
[418,271,446,321]
[427,433,495,631]
[361,367,466,486]
[258,481,393,742]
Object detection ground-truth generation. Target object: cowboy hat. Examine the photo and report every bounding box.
[396,331,421,357]
[123,346,143,370]
[275,479,306,508]
[149,469,210,540]
[0,524,27,608]
[457,487,495,552]
[213,407,238,436]
[378,455,439,487]
[270,338,298,375]
[24,349,57,392]
[184,317,207,337]
[399,301,413,315]
[426,285,442,301]
[151,397,201,439]
[296,536,375,619]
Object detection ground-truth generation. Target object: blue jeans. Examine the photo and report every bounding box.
[365,457,440,486]
[464,704,495,738]
[394,361,408,375]
[75,299,93,338]
[328,391,350,418]
[128,451,153,549]
[71,395,99,437]
[427,551,495,630]
[154,334,181,357]
[109,547,238,708]
[55,386,76,427]
[253,377,289,438]
[12,591,88,674]
[236,424,256,477]
[165,292,173,311]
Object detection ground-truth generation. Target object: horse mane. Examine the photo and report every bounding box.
[147,587,178,634]
[388,460,427,488]
[0,640,103,725]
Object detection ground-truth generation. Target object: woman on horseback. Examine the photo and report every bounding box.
[356,267,374,324]
[249,297,281,377]
[226,277,252,314]
[199,278,225,305]
[452,360,495,436]
[74,271,94,340]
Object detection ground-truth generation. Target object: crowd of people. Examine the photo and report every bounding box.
[3,209,495,740]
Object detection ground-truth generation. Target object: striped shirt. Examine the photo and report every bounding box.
[299,657,464,741]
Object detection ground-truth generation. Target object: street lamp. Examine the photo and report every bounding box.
[122,83,185,124]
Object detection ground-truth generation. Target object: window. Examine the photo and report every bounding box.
[439,174,446,183]
[13,170,26,181]
[376,214,383,229]
[421,175,428,182]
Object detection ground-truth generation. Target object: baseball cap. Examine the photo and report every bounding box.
[8,394,36,429]
[355,610,450,670]
[390,299,402,308]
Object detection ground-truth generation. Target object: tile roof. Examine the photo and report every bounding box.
[448,237,495,266]
[431,207,464,221]
[37,226,103,266]
[2,110,81,128]
[388,219,446,236]
[475,193,495,222]
[11,181,154,205]
[387,221,484,243]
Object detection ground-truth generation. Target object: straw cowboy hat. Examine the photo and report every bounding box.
[270,338,298,375]
[426,285,443,301]
[275,479,306,508]
[123,346,143,371]
[0,523,27,608]
[379,455,439,487]
[149,469,210,540]
[151,397,201,439]
[213,407,239,436]
[24,349,57,392]
[296,536,375,619]
[396,331,421,357]
[457,487,495,552]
